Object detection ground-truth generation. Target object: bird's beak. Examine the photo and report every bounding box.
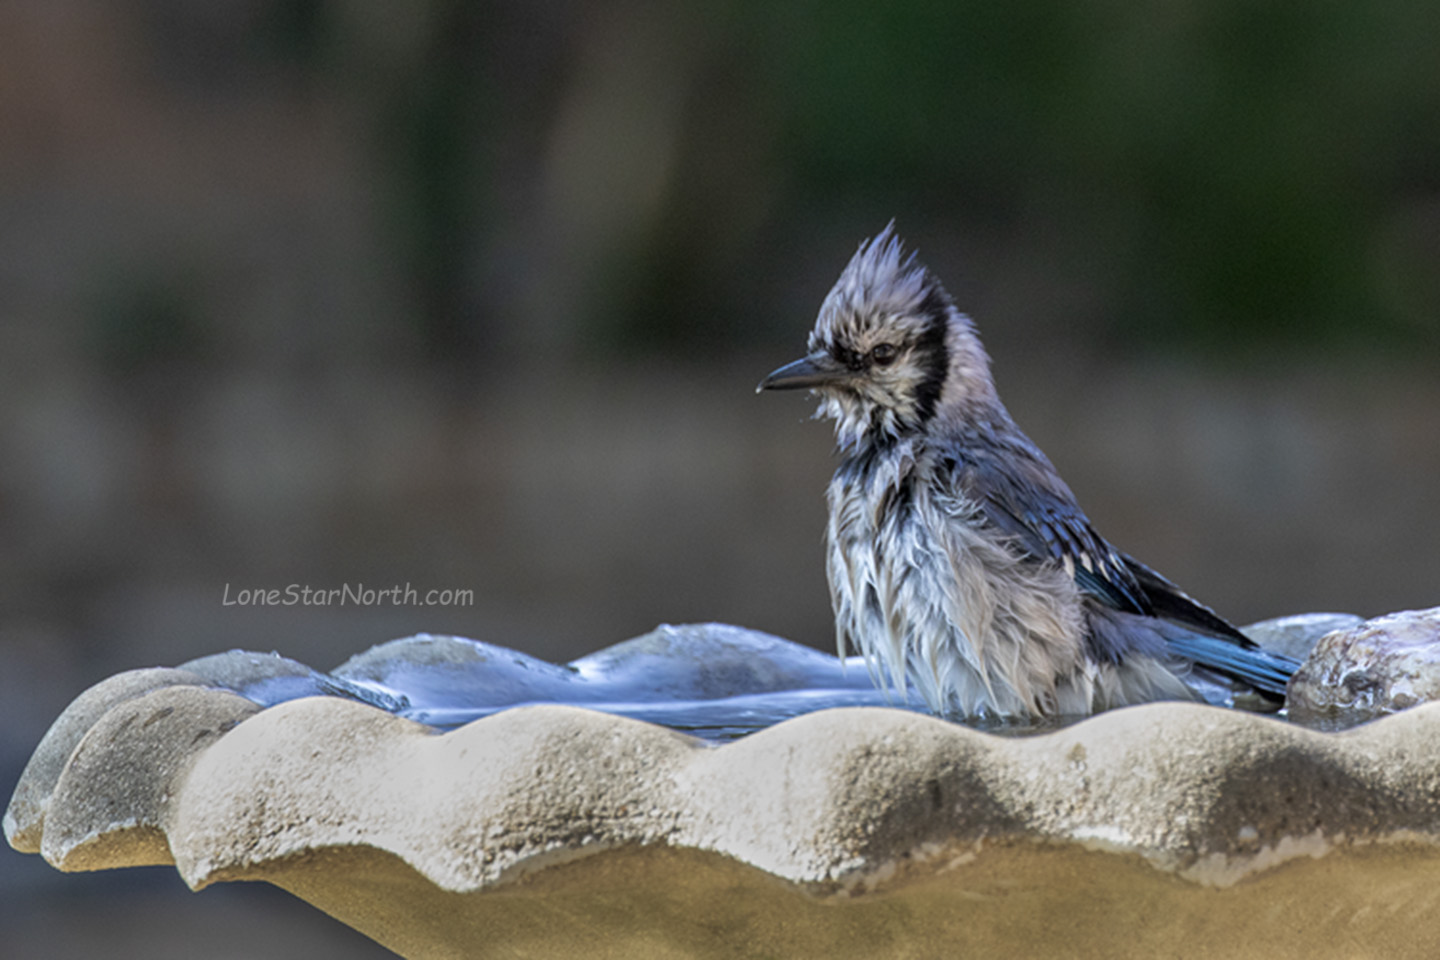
[756,353,848,393]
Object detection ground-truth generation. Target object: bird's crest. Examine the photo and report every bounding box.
[810,223,941,354]
[794,224,998,449]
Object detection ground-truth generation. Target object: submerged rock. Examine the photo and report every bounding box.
[1287,607,1440,721]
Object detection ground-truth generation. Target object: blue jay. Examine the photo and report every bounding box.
[759,226,1297,719]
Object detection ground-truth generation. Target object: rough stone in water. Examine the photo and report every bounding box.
[1287,607,1440,720]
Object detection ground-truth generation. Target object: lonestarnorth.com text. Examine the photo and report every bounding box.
[221,583,474,607]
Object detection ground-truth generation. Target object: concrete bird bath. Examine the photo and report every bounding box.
[8,617,1440,958]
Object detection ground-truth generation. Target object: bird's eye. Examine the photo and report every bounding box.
[870,343,899,366]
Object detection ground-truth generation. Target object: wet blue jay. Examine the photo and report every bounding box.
[759,226,1297,720]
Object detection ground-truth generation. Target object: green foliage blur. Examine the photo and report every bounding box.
[748,0,1440,351]
[66,1,1440,365]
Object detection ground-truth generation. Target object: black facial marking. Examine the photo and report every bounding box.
[910,284,952,424]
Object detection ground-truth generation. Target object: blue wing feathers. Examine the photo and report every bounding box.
[951,438,1300,698]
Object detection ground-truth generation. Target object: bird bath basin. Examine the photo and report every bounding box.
[8,619,1440,958]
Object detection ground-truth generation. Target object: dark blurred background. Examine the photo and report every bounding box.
[3,1,1439,956]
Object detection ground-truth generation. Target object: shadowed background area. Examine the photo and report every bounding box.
[3,1,1439,956]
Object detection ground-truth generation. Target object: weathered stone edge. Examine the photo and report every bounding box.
[9,672,1440,895]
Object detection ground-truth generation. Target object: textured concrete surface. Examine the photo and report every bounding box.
[4,666,212,852]
[10,657,1440,958]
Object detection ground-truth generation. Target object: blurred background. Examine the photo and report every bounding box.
[2,1,1439,956]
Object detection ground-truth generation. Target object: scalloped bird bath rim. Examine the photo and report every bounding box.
[9,620,1440,959]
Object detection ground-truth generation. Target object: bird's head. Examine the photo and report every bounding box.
[758,225,996,451]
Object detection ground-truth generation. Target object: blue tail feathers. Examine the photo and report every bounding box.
[1164,633,1299,697]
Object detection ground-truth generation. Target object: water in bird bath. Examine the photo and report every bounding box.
[176,619,1360,743]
